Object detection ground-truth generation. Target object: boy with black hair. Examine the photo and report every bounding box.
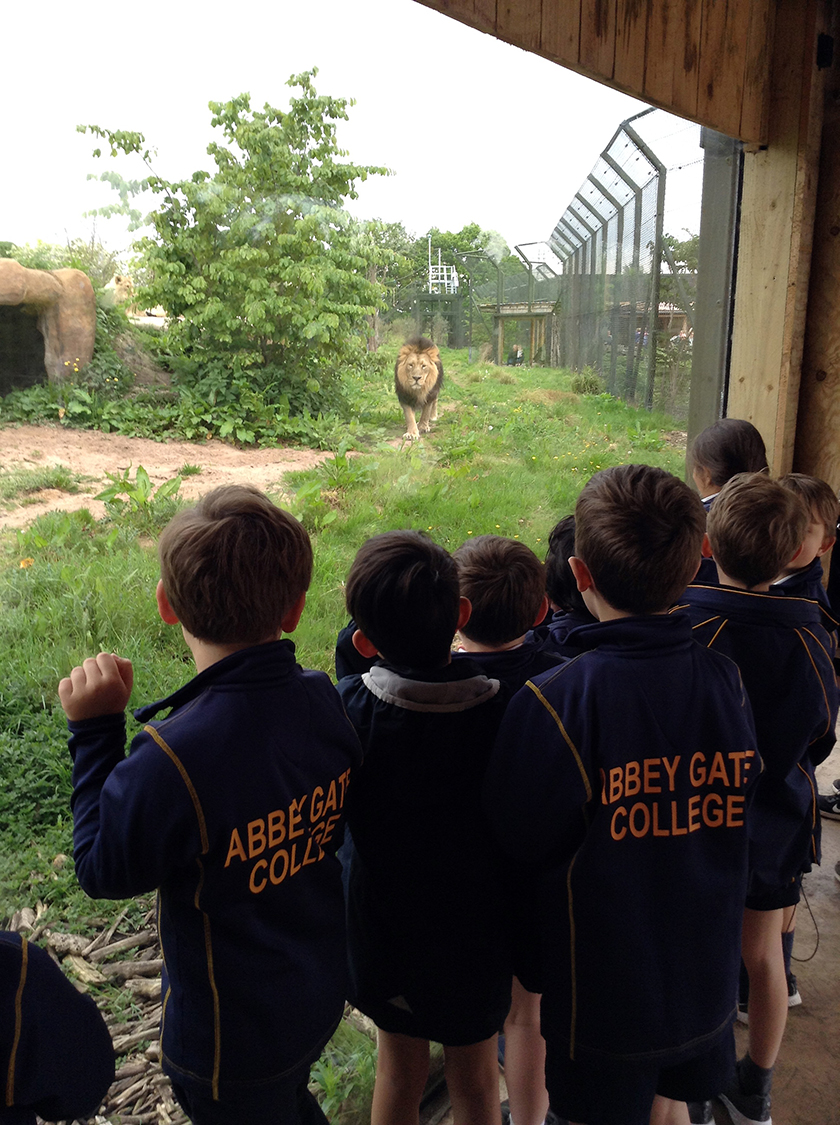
[528,516,598,652]
[678,472,838,1125]
[59,485,362,1125]
[453,534,564,1125]
[337,530,511,1125]
[484,464,759,1125]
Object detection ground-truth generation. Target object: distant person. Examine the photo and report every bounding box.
[528,515,598,654]
[688,418,769,511]
[59,486,361,1125]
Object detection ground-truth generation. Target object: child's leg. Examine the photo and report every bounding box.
[649,1095,690,1125]
[371,1030,430,1125]
[503,977,549,1125]
[442,1035,500,1125]
[741,906,788,1068]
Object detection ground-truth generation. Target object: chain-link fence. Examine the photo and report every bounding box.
[473,109,702,419]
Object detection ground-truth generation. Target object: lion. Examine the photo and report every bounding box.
[395,337,443,440]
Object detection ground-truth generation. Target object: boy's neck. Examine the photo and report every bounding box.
[459,634,526,653]
[714,565,771,593]
[184,629,284,673]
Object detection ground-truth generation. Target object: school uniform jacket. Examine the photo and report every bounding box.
[453,638,565,693]
[0,933,114,1124]
[770,557,839,637]
[337,660,512,1044]
[677,584,838,894]
[484,613,758,1064]
[67,641,362,1100]
[528,610,598,657]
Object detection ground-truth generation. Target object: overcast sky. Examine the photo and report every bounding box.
[3,0,702,261]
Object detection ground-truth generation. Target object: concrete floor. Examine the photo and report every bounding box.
[726,743,840,1125]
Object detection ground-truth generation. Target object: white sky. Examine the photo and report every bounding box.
[2,0,702,261]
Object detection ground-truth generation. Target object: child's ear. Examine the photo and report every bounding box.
[156,580,180,625]
[568,557,593,594]
[456,596,472,631]
[352,630,379,659]
[533,594,550,627]
[817,534,836,558]
[280,592,307,635]
[701,532,714,559]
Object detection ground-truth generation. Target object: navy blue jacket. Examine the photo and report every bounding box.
[337,660,512,1043]
[0,933,114,1124]
[677,585,838,894]
[770,557,839,637]
[68,641,361,1099]
[484,613,758,1064]
[528,610,598,657]
[453,638,565,693]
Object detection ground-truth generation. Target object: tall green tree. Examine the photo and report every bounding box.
[80,71,388,405]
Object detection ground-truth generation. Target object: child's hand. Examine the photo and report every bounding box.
[59,653,134,722]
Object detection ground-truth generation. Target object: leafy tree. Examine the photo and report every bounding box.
[2,234,122,287]
[79,71,388,410]
[660,230,699,316]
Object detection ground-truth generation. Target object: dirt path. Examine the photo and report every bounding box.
[0,424,332,530]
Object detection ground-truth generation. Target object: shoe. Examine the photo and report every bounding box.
[787,972,801,1007]
[720,1081,772,1125]
[832,777,840,793]
[835,860,840,885]
[817,792,840,820]
[688,1101,713,1124]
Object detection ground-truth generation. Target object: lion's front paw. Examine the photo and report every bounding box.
[403,430,420,441]
[419,422,432,434]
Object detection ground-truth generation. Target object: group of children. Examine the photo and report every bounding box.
[4,418,839,1125]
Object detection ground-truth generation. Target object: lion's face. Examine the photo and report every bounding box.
[395,342,442,406]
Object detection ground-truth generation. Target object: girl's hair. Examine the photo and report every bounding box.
[689,419,768,489]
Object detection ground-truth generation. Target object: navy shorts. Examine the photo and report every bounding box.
[545,1033,735,1125]
[746,873,802,911]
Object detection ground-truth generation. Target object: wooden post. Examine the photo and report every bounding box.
[794,4,840,496]
[727,0,826,473]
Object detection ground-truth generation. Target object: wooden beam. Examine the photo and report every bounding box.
[727,0,825,473]
[413,0,774,144]
[794,2,840,494]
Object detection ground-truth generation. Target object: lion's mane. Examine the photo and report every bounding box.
[394,337,444,408]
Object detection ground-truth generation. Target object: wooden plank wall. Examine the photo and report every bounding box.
[727,0,825,474]
[415,0,774,143]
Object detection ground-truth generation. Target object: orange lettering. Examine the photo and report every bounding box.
[726,794,745,827]
[661,756,680,792]
[323,780,338,814]
[688,794,701,832]
[247,819,266,858]
[625,761,641,797]
[702,792,724,828]
[643,760,661,793]
[651,802,669,837]
[289,796,307,839]
[707,753,730,787]
[670,800,687,836]
[310,787,324,821]
[629,802,650,838]
[225,828,247,867]
[689,753,706,787]
[609,767,623,804]
[268,809,286,847]
[611,805,627,840]
[249,859,268,893]
[269,848,289,885]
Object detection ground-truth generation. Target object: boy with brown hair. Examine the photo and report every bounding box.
[337,530,512,1125]
[485,465,759,1125]
[772,472,838,615]
[453,535,563,1125]
[60,485,362,1125]
[679,472,838,1125]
